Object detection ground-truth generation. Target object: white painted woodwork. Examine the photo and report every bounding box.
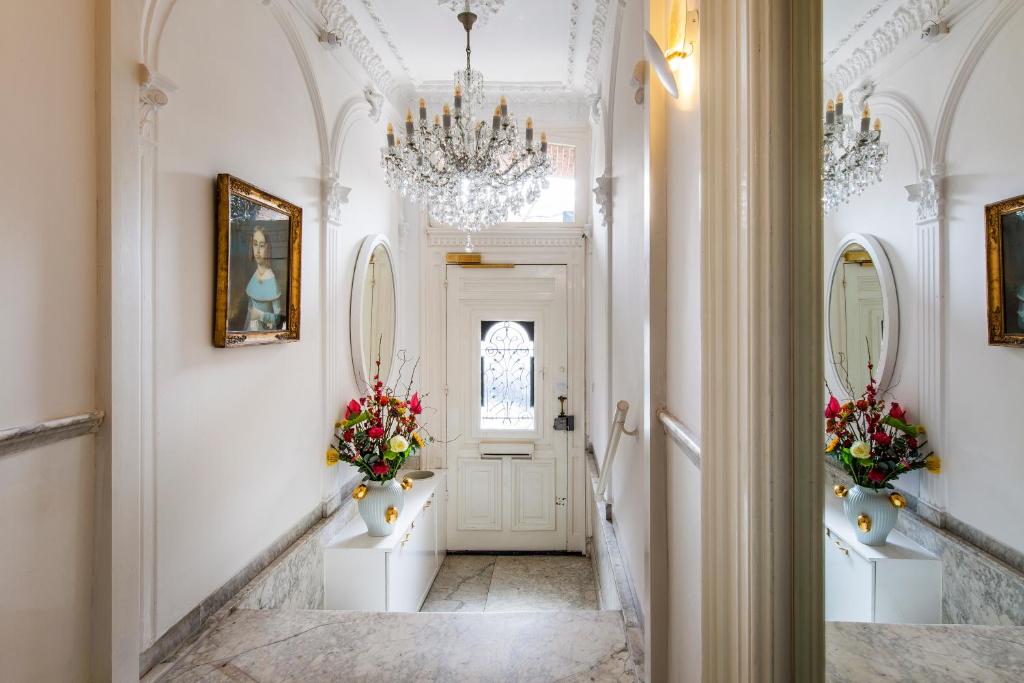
[324,472,446,612]
[445,264,571,551]
[824,498,942,625]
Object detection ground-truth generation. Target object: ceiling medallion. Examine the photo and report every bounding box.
[822,92,889,214]
[382,2,551,250]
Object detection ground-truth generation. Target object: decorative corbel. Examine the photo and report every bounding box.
[593,174,613,228]
[363,86,383,123]
[324,176,351,225]
[138,63,176,140]
[905,172,943,224]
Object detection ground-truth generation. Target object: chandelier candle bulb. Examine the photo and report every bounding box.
[386,122,394,147]
[442,103,451,130]
[826,99,835,125]
[861,104,871,133]
[419,98,427,121]
[836,92,844,117]
[500,95,508,116]
[405,110,414,136]
[874,118,881,134]
[540,131,547,153]
[492,106,500,130]
[525,117,533,143]
[454,84,462,112]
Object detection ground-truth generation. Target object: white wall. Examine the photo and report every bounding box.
[146,0,401,643]
[0,1,98,680]
[825,0,1024,554]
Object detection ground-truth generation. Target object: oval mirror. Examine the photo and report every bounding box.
[350,235,398,387]
[825,233,899,397]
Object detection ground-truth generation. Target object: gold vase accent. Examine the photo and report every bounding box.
[889,492,907,509]
[400,476,414,491]
[385,506,399,524]
[857,514,872,533]
[352,484,368,500]
[833,484,848,498]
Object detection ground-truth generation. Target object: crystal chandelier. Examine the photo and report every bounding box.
[382,2,551,250]
[822,93,889,214]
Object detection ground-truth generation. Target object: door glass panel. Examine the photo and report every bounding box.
[480,320,535,430]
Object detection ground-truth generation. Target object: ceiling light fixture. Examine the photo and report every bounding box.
[822,93,888,213]
[381,1,551,251]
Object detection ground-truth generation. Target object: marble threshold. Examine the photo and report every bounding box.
[156,608,637,682]
[827,621,1024,682]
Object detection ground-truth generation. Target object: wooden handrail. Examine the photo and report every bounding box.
[0,411,104,458]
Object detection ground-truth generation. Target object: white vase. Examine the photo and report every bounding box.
[357,479,405,537]
[842,485,899,546]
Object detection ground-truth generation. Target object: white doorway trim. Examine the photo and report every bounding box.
[699,0,824,681]
[419,224,590,553]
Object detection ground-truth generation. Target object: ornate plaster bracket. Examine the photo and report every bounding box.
[138,63,176,139]
[593,174,613,228]
[323,177,351,225]
[905,172,944,224]
[363,86,383,123]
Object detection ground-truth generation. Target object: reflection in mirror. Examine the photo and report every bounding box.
[363,244,396,383]
[828,245,884,394]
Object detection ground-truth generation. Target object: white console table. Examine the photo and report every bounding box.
[824,495,942,624]
[325,470,447,612]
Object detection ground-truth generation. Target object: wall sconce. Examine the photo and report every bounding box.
[643,32,678,100]
[665,10,699,69]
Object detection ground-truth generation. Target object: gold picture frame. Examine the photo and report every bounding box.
[985,192,1024,347]
[214,174,302,347]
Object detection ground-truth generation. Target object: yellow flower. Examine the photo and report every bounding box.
[916,424,927,434]
[389,435,410,453]
[326,447,340,467]
[850,440,871,459]
[411,432,425,448]
[925,454,941,474]
[826,436,839,453]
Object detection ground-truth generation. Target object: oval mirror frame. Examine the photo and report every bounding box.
[350,234,398,389]
[825,233,900,398]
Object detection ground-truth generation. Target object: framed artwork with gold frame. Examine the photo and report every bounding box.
[214,174,302,347]
[985,192,1024,347]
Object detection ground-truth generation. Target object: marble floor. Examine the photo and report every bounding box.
[159,609,636,682]
[421,554,599,613]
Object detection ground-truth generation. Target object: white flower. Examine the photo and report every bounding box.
[389,435,410,453]
[850,440,871,459]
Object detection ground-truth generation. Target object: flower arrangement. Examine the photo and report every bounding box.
[825,362,940,489]
[326,357,431,482]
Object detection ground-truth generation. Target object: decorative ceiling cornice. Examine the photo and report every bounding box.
[584,0,614,95]
[566,0,583,87]
[825,0,947,96]
[825,0,893,63]
[359,0,412,78]
[317,0,397,95]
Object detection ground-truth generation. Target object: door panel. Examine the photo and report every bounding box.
[446,265,569,550]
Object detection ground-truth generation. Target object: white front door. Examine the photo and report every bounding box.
[445,264,569,551]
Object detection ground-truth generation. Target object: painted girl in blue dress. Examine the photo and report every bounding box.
[245,228,284,330]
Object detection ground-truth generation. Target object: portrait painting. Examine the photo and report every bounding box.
[985,193,1024,346]
[214,174,302,347]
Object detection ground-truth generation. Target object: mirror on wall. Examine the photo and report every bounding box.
[350,235,397,387]
[826,233,899,396]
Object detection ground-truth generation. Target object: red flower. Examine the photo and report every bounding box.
[344,399,361,419]
[378,394,389,406]
[371,461,389,476]
[855,399,868,411]
[367,426,385,439]
[343,429,354,442]
[906,437,918,449]
[867,468,886,485]
[872,431,892,446]
[409,392,423,415]
[889,402,908,421]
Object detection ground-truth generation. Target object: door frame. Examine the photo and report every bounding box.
[419,223,589,553]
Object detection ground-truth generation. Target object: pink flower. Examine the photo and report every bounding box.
[371,461,389,476]
[889,402,908,421]
[409,392,423,415]
[872,431,892,446]
[344,399,361,419]
[367,427,385,439]
[867,468,886,485]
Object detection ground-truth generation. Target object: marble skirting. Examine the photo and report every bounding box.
[825,463,1024,625]
[587,452,645,680]
[161,609,636,682]
[141,471,364,675]
[827,621,1024,682]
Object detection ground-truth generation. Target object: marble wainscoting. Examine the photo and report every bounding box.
[587,452,645,680]
[825,463,1024,625]
[160,609,637,682]
[827,621,1024,682]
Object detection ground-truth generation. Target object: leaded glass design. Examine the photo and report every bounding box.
[480,320,535,430]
